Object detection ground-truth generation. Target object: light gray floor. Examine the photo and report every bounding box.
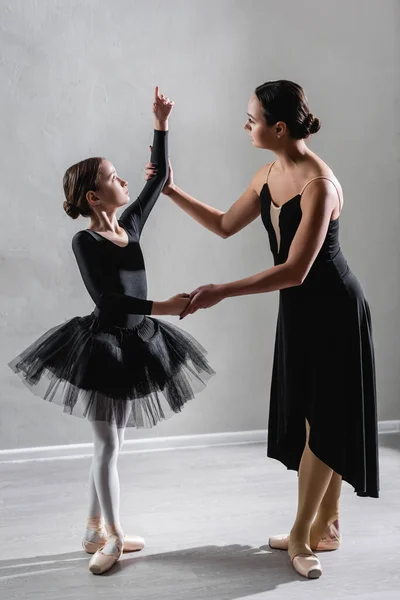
[0,435,399,600]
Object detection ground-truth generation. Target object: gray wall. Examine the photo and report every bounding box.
[1,0,399,449]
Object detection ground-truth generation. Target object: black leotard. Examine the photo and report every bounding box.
[72,129,168,328]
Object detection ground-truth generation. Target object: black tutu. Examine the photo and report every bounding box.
[9,313,215,428]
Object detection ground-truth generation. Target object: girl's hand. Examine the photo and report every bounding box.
[180,284,225,319]
[165,293,190,316]
[153,86,174,124]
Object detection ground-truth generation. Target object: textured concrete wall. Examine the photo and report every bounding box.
[1,0,399,449]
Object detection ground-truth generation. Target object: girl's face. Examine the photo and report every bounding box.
[88,160,130,211]
[244,94,283,150]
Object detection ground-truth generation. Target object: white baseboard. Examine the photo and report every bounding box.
[0,421,398,465]
[0,430,267,464]
[376,420,400,434]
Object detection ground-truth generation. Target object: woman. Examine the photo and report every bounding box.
[145,80,378,579]
[9,88,214,575]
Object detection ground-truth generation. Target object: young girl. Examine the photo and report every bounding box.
[9,87,214,575]
[146,80,378,580]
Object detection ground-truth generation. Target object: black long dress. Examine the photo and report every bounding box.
[260,171,379,499]
[9,130,214,428]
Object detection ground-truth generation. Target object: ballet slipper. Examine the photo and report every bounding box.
[83,533,145,554]
[292,553,322,579]
[88,535,123,575]
[269,520,341,552]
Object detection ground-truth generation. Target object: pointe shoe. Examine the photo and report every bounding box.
[82,539,106,554]
[292,553,322,579]
[88,535,123,575]
[268,534,291,551]
[315,520,341,551]
[83,533,145,554]
[121,534,145,553]
[269,520,341,552]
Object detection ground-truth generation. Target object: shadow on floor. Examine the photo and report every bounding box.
[0,543,310,598]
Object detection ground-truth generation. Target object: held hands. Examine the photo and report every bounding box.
[166,293,191,316]
[145,154,174,195]
[179,284,225,319]
[159,286,224,319]
[153,86,174,124]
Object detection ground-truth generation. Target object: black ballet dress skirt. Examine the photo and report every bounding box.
[9,130,215,428]
[261,177,379,498]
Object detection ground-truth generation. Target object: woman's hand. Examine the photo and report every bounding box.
[180,284,225,319]
[153,86,174,126]
[145,156,175,195]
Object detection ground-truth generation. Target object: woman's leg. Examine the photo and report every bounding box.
[310,471,342,549]
[288,421,333,560]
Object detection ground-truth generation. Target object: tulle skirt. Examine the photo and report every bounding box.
[8,313,215,428]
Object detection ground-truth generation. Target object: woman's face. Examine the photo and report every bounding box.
[244,94,279,149]
[88,160,130,211]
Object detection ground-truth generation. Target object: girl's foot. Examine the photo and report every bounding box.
[83,531,145,554]
[88,535,123,575]
[82,517,106,554]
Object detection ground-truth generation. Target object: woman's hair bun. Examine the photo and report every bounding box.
[254,81,321,139]
[304,113,321,136]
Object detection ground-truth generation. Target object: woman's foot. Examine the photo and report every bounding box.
[269,519,341,552]
[288,538,322,580]
[310,517,340,551]
[292,553,322,579]
[88,535,123,575]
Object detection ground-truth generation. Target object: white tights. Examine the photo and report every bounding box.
[85,421,126,545]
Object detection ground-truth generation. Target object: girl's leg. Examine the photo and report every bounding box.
[86,421,125,573]
[117,425,126,452]
[90,420,124,549]
[84,462,105,545]
[84,394,129,545]
[85,424,126,538]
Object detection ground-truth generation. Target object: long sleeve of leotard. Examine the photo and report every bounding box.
[119,129,168,236]
[72,231,153,315]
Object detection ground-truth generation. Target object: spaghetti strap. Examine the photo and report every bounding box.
[300,176,342,211]
[264,162,276,184]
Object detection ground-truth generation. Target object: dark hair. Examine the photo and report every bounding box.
[255,80,321,139]
[63,157,103,219]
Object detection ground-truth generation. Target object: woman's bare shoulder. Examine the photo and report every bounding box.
[306,155,342,191]
[251,162,275,195]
